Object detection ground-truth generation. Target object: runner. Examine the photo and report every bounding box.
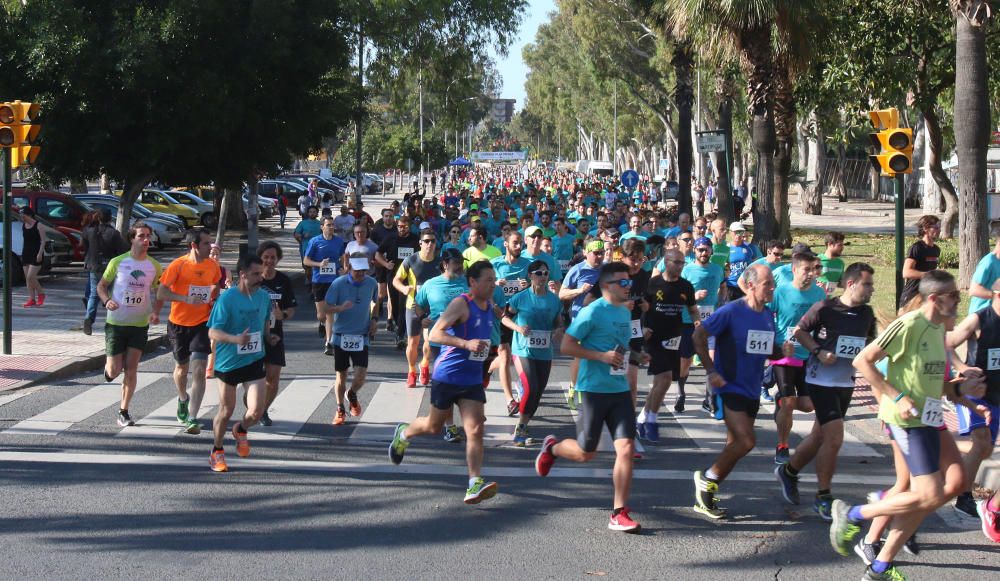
[325,252,379,425]
[817,232,846,296]
[769,251,826,464]
[535,262,648,533]
[558,239,606,408]
[774,262,877,519]
[257,241,297,427]
[523,226,563,291]
[638,248,698,441]
[393,229,441,387]
[723,222,761,301]
[691,264,791,519]
[620,239,652,421]
[679,238,726,414]
[97,222,161,427]
[502,259,564,446]
[389,261,499,504]
[154,229,221,435]
[490,231,531,415]
[898,215,941,310]
[832,270,975,580]
[293,206,322,286]
[376,216,420,348]
[461,224,501,268]
[206,255,278,472]
[302,216,346,353]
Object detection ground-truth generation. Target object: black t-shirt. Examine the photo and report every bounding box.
[378,232,421,275]
[643,276,696,341]
[629,268,651,320]
[973,304,1000,405]
[261,270,297,337]
[900,240,940,306]
[797,298,877,387]
[371,221,396,246]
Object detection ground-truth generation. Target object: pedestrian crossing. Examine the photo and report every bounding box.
[0,373,881,458]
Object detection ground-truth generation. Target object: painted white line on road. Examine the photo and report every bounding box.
[4,373,162,436]
[0,389,37,408]
[254,378,331,441]
[758,400,881,457]
[119,377,220,439]
[0,450,897,485]
[350,381,425,442]
[484,382,520,443]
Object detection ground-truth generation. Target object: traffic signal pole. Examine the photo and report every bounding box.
[894,173,904,312]
[2,147,12,354]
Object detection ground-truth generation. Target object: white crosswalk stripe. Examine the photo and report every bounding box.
[349,381,425,441]
[254,378,331,441]
[119,378,220,439]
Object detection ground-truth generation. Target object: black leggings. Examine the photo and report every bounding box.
[513,356,552,418]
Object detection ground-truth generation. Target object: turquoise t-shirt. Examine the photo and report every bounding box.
[552,234,576,263]
[680,262,726,324]
[768,282,827,361]
[507,288,562,360]
[969,252,1000,313]
[207,287,272,373]
[751,257,785,272]
[415,274,468,347]
[773,263,794,287]
[490,254,532,298]
[566,297,631,394]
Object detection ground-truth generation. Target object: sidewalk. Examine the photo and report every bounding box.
[787,190,924,234]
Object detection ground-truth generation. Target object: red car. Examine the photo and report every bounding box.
[11,189,91,263]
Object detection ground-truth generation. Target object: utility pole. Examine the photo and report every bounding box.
[419,69,424,194]
[354,18,365,204]
[613,82,618,173]
[2,148,11,354]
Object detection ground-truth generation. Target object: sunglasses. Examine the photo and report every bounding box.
[695,247,711,252]
[612,278,633,288]
[530,270,549,276]
[679,237,693,242]
[420,239,436,244]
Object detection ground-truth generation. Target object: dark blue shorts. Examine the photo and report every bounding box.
[888,425,941,477]
[430,380,486,410]
[957,397,1000,442]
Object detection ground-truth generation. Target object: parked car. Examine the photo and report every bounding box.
[77,198,184,248]
[172,186,275,219]
[113,189,199,228]
[77,194,187,230]
[282,173,350,199]
[10,188,90,231]
[276,177,343,204]
[163,190,217,228]
[0,207,73,285]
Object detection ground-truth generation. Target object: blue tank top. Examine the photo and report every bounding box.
[432,293,494,386]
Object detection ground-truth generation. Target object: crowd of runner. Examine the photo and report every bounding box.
[92,167,998,580]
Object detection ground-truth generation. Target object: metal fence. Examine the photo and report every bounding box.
[815,157,894,202]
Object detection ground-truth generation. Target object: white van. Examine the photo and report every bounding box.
[575,160,614,177]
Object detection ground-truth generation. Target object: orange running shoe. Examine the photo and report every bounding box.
[210,449,228,472]
[419,365,430,386]
[332,407,346,425]
[232,425,250,457]
[407,371,417,388]
[348,398,362,417]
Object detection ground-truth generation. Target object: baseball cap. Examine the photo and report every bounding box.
[509,217,518,224]
[524,226,543,238]
[440,248,463,263]
[694,236,712,248]
[471,215,482,222]
[470,204,479,211]
[791,242,814,255]
[729,221,746,232]
[418,221,431,231]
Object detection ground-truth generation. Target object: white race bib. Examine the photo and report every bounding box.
[238,332,262,355]
[502,280,523,296]
[836,336,866,359]
[988,348,1000,371]
[610,355,630,376]
[746,330,774,355]
[558,259,570,272]
[527,330,551,349]
[698,305,715,321]
[122,289,146,307]
[187,285,212,305]
[318,264,337,276]
[630,320,642,339]
[268,291,282,301]
[785,327,800,346]
[339,334,364,352]
[662,336,681,350]
[920,396,944,428]
[397,247,414,260]
[824,281,838,295]
[468,339,491,362]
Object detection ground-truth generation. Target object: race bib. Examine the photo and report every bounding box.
[920,396,944,428]
[558,259,570,272]
[318,263,337,276]
[502,280,523,296]
[397,247,415,260]
[238,332,262,355]
[610,355,630,376]
[662,336,681,350]
[187,285,211,305]
[527,330,551,349]
[339,334,364,352]
[468,339,491,362]
[268,292,282,301]
[630,320,642,339]
[785,327,800,347]
[988,348,1000,371]
[746,330,774,355]
[121,289,145,307]
[836,336,865,359]
[824,281,838,295]
[698,306,715,321]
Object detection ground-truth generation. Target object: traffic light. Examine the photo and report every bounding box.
[0,100,41,169]
[867,107,913,175]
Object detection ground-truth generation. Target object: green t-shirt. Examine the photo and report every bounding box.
[875,310,946,428]
[102,252,162,327]
[818,255,845,294]
[710,243,730,271]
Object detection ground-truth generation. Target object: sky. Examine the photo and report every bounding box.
[489,0,556,111]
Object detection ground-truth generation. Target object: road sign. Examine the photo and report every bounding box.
[696,131,727,153]
[405,158,414,171]
[620,169,639,189]
[991,131,1000,147]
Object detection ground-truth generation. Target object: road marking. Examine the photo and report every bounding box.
[757,400,881,457]
[4,373,162,436]
[349,381,424,442]
[0,389,37,408]
[0,450,897,486]
[484,381,520,443]
[254,378,331,441]
[119,378,220,439]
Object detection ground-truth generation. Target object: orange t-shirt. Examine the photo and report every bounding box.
[160,255,221,326]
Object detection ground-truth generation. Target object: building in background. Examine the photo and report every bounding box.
[490,99,516,124]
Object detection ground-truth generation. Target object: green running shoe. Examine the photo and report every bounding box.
[693,470,727,520]
[566,385,577,411]
[176,397,190,423]
[862,564,908,580]
[184,418,201,435]
[443,424,463,443]
[464,477,498,505]
[830,499,862,556]
[388,423,410,465]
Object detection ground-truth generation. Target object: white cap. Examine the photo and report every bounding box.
[349,257,370,271]
[419,221,431,232]
[729,221,746,232]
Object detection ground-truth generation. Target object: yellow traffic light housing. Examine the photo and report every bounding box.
[0,100,41,169]
[867,107,912,176]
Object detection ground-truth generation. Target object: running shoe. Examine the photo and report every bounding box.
[443,424,463,443]
[700,396,713,416]
[829,499,861,556]
[862,565,908,580]
[693,470,726,520]
[535,435,557,476]
[673,395,686,413]
[506,398,519,417]
[386,319,396,333]
[854,537,882,566]
[347,392,362,417]
[324,343,334,356]
[463,477,498,505]
[184,418,201,435]
[388,423,410,464]
[83,318,93,336]
[902,534,920,556]
[332,407,346,425]
[318,322,325,337]
[636,420,647,441]
[396,338,406,350]
[22,298,36,308]
[774,445,790,465]
[116,410,134,427]
[608,507,641,533]
[407,371,417,388]
[232,425,250,457]
[209,449,228,472]
[512,424,528,447]
[760,386,774,402]
[176,397,190,423]
[814,495,833,521]
[954,492,979,519]
[977,498,1000,543]
[867,489,885,504]
[419,365,430,386]
[644,421,660,443]
[260,412,272,427]
[774,463,800,505]
[566,385,577,411]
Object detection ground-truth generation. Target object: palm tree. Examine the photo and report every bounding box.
[952,0,992,287]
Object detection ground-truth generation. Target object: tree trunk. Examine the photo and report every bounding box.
[712,94,735,224]
[905,116,926,207]
[802,112,824,214]
[923,107,959,238]
[954,7,991,287]
[115,175,153,237]
[246,176,260,255]
[835,144,848,202]
[673,41,695,217]
[69,178,88,195]
[772,58,795,244]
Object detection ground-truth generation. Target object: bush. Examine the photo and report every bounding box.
[870,237,957,269]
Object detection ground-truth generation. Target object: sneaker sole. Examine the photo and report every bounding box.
[692,504,727,520]
[535,437,556,476]
[210,464,228,472]
[608,522,642,533]
[954,504,980,520]
[185,425,201,435]
[464,482,498,505]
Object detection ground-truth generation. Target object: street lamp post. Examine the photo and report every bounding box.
[613,81,618,173]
